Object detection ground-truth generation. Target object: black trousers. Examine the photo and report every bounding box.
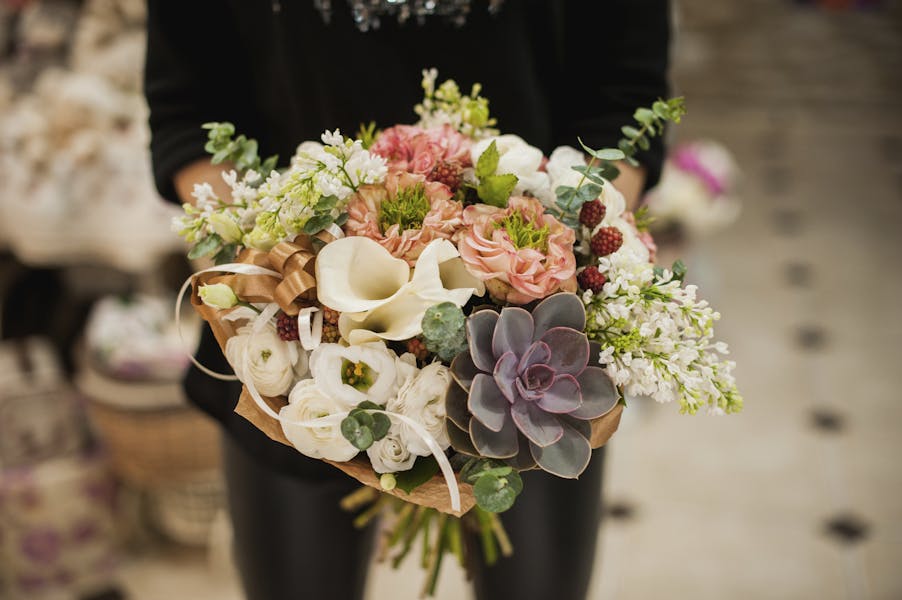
[224,434,606,600]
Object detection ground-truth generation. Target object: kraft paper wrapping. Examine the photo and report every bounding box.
[191,273,623,517]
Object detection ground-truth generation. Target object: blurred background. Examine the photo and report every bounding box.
[0,0,899,599]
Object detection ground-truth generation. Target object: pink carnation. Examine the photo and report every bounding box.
[458,196,577,305]
[371,125,472,176]
[344,171,464,265]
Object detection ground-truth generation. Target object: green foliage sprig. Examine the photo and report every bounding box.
[340,401,391,451]
[550,97,687,227]
[203,122,278,180]
[460,458,524,513]
[474,140,518,208]
[421,303,468,362]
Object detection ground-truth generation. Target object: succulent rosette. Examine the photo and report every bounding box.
[344,171,464,265]
[445,293,619,478]
[458,196,577,304]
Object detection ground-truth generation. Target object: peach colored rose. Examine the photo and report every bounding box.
[458,196,577,305]
[344,171,464,265]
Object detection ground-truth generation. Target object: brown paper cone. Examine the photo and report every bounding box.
[198,289,622,517]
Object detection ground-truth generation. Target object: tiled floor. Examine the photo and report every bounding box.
[117,1,902,599]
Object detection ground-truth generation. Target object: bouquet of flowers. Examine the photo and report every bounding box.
[644,139,742,237]
[175,69,742,596]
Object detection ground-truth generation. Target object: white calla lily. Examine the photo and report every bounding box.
[316,237,484,345]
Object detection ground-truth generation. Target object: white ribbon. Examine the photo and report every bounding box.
[296,307,323,351]
[176,259,461,512]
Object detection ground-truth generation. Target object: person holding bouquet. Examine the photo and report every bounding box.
[145,2,670,599]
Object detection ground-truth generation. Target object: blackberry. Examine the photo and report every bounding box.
[276,312,299,341]
[406,338,430,362]
[590,226,623,257]
[577,266,607,293]
[579,199,606,228]
[428,160,463,192]
[322,306,340,326]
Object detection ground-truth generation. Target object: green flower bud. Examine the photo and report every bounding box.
[198,283,239,310]
[379,473,397,491]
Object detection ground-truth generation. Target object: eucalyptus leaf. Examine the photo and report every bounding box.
[187,234,222,260]
[371,413,391,441]
[577,137,626,161]
[473,471,523,513]
[340,416,375,451]
[303,214,333,234]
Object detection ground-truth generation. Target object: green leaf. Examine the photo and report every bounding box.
[473,470,523,513]
[637,136,651,151]
[334,212,349,226]
[371,413,391,441]
[187,234,222,260]
[477,173,518,208]
[671,259,688,281]
[571,165,609,186]
[340,416,374,451]
[394,456,441,494]
[634,108,656,126]
[303,214,333,234]
[260,155,279,174]
[555,185,578,210]
[476,140,500,179]
[576,183,602,204]
[621,126,641,139]
[212,243,237,265]
[577,137,625,161]
[315,195,340,211]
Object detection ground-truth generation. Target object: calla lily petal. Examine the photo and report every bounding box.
[316,236,410,313]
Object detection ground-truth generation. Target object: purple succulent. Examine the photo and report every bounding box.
[446,293,619,478]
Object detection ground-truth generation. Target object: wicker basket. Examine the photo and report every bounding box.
[85,400,221,488]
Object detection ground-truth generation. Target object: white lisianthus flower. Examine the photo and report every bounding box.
[367,427,416,474]
[309,341,406,409]
[226,323,307,397]
[388,362,452,456]
[471,135,550,200]
[280,379,358,462]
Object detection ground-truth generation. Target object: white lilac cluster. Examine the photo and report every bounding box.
[414,68,498,139]
[292,130,388,201]
[584,254,742,415]
[174,130,388,253]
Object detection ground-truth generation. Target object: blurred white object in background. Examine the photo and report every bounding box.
[644,139,742,236]
[82,294,196,383]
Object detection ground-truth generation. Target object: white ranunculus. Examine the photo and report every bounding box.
[471,135,550,200]
[546,145,586,190]
[367,427,416,474]
[225,323,307,397]
[600,180,627,221]
[388,362,452,456]
[317,237,484,345]
[309,341,406,409]
[280,379,358,462]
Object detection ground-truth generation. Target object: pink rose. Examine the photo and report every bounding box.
[344,171,464,265]
[458,196,577,304]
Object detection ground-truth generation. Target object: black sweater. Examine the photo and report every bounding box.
[145,0,670,477]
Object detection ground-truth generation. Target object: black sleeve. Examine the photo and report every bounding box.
[551,0,671,189]
[144,2,253,204]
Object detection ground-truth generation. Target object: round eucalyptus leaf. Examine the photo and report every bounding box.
[473,474,519,513]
